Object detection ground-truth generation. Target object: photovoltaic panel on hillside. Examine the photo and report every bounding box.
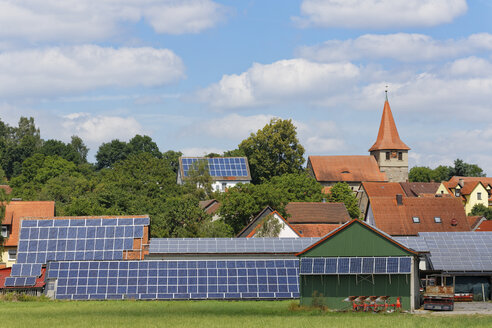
[181,157,249,178]
[48,259,300,300]
[299,257,412,275]
[149,238,319,254]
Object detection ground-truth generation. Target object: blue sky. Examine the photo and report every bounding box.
[1,0,492,174]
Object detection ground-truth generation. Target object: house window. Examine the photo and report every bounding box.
[455,189,460,197]
[386,152,390,160]
[398,152,403,160]
[8,250,16,261]
[477,192,482,200]
[434,217,442,223]
[1,225,7,238]
[412,217,420,223]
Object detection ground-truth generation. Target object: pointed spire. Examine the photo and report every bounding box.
[369,96,410,152]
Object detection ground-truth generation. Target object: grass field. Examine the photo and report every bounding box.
[1,300,492,328]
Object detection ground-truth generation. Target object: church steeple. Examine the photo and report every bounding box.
[369,95,410,183]
[369,98,410,152]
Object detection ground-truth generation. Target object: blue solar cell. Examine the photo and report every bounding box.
[387,258,399,273]
[375,258,387,273]
[337,258,349,273]
[399,257,412,273]
[39,227,49,239]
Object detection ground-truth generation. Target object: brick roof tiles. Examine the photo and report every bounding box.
[290,224,341,237]
[369,196,470,236]
[362,182,405,198]
[285,202,351,224]
[309,155,387,182]
[369,100,410,151]
[400,182,440,197]
[476,220,492,231]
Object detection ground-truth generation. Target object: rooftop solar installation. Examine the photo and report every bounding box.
[7,216,149,288]
[149,238,320,254]
[396,232,492,272]
[181,157,250,178]
[299,257,412,275]
[48,260,300,300]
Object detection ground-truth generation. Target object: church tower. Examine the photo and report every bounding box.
[369,94,410,182]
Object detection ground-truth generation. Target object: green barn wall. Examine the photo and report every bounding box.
[300,274,411,310]
[300,223,414,257]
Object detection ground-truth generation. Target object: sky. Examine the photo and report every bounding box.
[1,0,492,173]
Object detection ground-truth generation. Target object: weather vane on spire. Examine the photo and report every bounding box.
[385,85,388,101]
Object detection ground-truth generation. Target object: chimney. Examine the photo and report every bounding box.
[396,194,403,205]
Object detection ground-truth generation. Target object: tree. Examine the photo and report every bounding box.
[409,166,434,182]
[95,139,130,169]
[184,159,213,200]
[128,135,161,158]
[450,159,486,177]
[327,182,360,219]
[162,150,182,174]
[470,204,492,220]
[70,136,89,163]
[40,139,85,164]
[218,173,324,234]
[238,118,305,184]
[255,214,282,237]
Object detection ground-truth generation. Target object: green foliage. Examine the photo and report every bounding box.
[162,150,183,175]
[238,118,305,184]
[410,159,485,182]
[327,182,360,219]
[95,135,161,169]
[470,204,492,220]
[184,159,213,200]
[40,139,87,164]
[218,173,324,233]
[255,214,283,237]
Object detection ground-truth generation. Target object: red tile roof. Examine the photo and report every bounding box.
[309,155,387,182]
[369,196,470,236]
[285,202,351,224]
[2,201,55,247]
[475,220,492,231]
[362,182,405,198]
[399,182,440,197]
[0,267,46,289]
[199,199,221,215]
[0,185,12,194]
[467,216,484,230]
[290,224,341,237]
[369,100,410,151]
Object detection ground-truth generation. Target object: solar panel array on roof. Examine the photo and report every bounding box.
[48,259,300,300]
[7,217,149,288]
[149,238,319,254]
[299,257,412,275]
[181,157,249,178]
[397,232,492,272]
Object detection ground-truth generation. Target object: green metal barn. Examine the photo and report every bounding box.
[297,220,419,311]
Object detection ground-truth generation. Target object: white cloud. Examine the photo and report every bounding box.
[299,33,492,63]
[61,113,143,144]
[294,0,467,29]
[182,114,275,139]
[0,0,226,42]
[195,59,359,109]
[0,45,185,98]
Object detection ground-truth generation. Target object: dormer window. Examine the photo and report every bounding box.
[434,217,442,223]
[412,217,420,223]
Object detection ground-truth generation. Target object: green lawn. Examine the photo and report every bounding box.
[1,300,491,328]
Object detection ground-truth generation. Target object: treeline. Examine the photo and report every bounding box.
[1,117,360,238]
[408,159,485,183]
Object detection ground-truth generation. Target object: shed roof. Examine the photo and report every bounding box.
[285,202,351,224]
[476,220,492,231]
[400,182,440,197]
[308,155,387,182]
[0,267,46,289]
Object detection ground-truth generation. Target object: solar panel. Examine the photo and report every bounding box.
[181,157,250,178]
[149,238,319,254]
[4,276,36,287]
[8,216,149,287]
[48,260,299,300]
[299,257,412,275]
